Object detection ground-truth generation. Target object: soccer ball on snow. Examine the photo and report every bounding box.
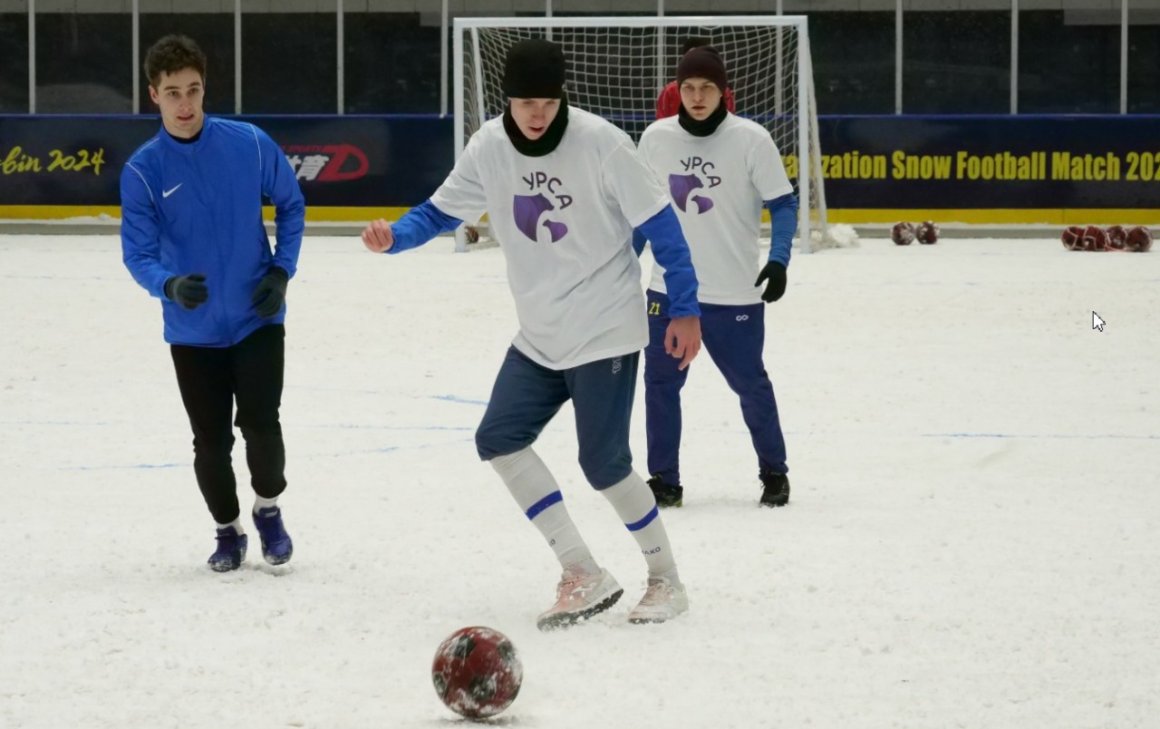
[1060,226,1085,251]
[1082,225,1109,251]
[1106,225,1127,250]
[891,221,915,245]
[916,220,939,244]
[432,626,522,720]
[1125,226,1152,252]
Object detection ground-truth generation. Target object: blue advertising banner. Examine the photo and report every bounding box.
[1,113,1158,222]
[797,115,1160,212]
[0,114,453,213]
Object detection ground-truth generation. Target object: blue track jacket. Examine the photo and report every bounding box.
[120,116,305,346]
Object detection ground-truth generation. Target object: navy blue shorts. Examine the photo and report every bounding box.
[475,346,640,489]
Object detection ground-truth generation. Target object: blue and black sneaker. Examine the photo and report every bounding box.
[208,527,247,572]
[253,506,293,565]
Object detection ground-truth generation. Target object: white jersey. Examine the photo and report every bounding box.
[638,114,794,305]
[431,107,670,370]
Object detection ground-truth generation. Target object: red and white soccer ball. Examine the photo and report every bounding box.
[1060,226,1086,251]
[916,220,939,245]
[432,626,522,720]
[1105,225,1128,250]
[1125,225,1152,252]
[891,221,916,245]
[1082,224,1109,251]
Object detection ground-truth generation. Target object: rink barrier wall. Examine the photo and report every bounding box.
[2,114,1158,226]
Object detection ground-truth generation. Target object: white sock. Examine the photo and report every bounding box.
[490,447,596,572]
[215,518,245,535]
[600,471,679,580]
[253,495,279,514]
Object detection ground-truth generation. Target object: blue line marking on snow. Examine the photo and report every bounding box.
[304,423,473,431]
[432,394,489,406]
[0,420,115,426]
[922,432,1160,440]
[62,463,183,471]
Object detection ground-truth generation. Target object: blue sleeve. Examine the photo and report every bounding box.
[258,129,305,278]
[386,200,464,254]
[635,206,700,317]
[119,163,172,299]
[765,193,798,267]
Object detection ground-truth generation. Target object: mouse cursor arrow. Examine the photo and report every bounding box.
[1092,311,1106,332]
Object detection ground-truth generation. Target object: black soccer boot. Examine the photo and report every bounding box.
[647,475,684,508]
[759,471,790,507]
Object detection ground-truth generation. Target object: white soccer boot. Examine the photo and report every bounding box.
[627,575,689,624]
[536,566,624,631]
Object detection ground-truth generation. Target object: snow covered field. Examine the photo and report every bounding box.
[1,233,1157,729]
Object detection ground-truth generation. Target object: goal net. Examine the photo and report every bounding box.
[452,15,837,252]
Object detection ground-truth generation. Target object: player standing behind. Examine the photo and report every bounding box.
[120,35,304,571]
[655,37,736,119]
[636,46,795,509]
[361,39,702,628]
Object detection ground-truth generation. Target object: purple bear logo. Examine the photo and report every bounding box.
[668,173,714,214]
[513,193,569,242]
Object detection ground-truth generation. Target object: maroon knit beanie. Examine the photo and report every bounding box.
[676,46,727,91]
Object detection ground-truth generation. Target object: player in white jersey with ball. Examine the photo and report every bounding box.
[636,46,796,509]
[361,39,702,628]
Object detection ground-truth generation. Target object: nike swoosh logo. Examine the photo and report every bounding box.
[163,184,183,198]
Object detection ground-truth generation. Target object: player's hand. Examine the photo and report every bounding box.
[165,273,209,310]
[362,219,395,253]
[251,266,289,318]
[755,261,787,303]
[665,315,702,371]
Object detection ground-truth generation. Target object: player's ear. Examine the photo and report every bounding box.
[148,85,160,105]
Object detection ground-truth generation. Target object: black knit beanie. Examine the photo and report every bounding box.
[502,39,566,98]
[676,46,727,92]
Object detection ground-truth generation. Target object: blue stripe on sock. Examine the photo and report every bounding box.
[625,505,659,532]
[525,491,563,521]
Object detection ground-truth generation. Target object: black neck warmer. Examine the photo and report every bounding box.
[503,98,570,157]
[678,101,727,137]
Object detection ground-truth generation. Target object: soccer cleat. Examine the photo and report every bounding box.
[627,576,689,624]
[252,506,293,565]
[208,527,247,572]
[647,475,684,508]
[536,566,624,632]
[759,472,790,507]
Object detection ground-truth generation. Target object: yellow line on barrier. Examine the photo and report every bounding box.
[0,206,412,222]
[824,209,1159,226]
[0,206,124,220]
[3,206,1156,226]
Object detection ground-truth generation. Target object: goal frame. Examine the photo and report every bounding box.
[451,15,824,253]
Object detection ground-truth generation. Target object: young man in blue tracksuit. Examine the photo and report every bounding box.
[120,35,305,571]
[636,46,795,508]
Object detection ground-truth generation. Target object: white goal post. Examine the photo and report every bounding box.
[451,15,830,253]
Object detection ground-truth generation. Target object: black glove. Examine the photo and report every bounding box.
[251,267,289,318]
[164,274,208,310]
[755,261,787,303]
